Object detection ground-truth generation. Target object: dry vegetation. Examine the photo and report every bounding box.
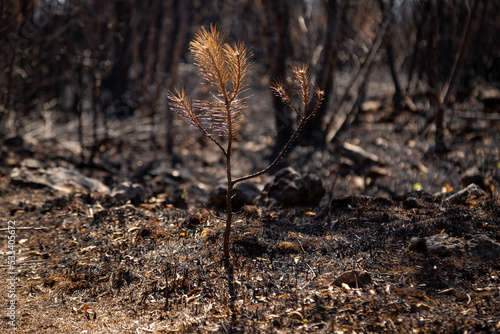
[1,0,500,332]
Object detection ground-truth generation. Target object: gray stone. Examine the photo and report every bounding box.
[10,166,109,194]
[111,182,146,204]
[210,181,261,211]
[232,181,261,211]
[260,167,325,207]
[410,233,500,260]
[468,234,500,260]
[424,234,465,257]
[408,236,427,253]
[461,167,489,191]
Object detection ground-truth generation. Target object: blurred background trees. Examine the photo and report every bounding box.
[1,0,498,166]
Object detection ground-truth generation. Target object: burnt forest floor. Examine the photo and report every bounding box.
[1,75,500,333]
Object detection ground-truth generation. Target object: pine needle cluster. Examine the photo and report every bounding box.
[169,26,250,148]
[169,25,324,260]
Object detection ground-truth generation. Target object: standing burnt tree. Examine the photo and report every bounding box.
[1,0,499,164]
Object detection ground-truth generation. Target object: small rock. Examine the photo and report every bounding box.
[424,234,465,257]
[410,233,500,260]
[408,236,427,253]
[259,167,325,207]
[10,166,109,194]
[210,181,261,211]
[267,168,302,205]
[232,181,261,211]
[332,270,371,288]
[301,173,326,205]
[460,167,489,191]
[111,182,146,204]
[468,234,500,260]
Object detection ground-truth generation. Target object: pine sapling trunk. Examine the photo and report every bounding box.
[224,180,233,259]
[224,106,233,259]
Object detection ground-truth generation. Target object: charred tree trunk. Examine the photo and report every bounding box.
[427,0,480,154]
[263,0,293,149]
[406,0,429,92]
[300,0,341,145]
[165,0,190,162]
[326,5,390,142]
[144,0,159,149]
[378,0,402,100]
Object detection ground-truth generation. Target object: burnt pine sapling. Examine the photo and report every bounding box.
[168,26,324,259]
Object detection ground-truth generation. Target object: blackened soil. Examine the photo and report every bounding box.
[1,89,499,333]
